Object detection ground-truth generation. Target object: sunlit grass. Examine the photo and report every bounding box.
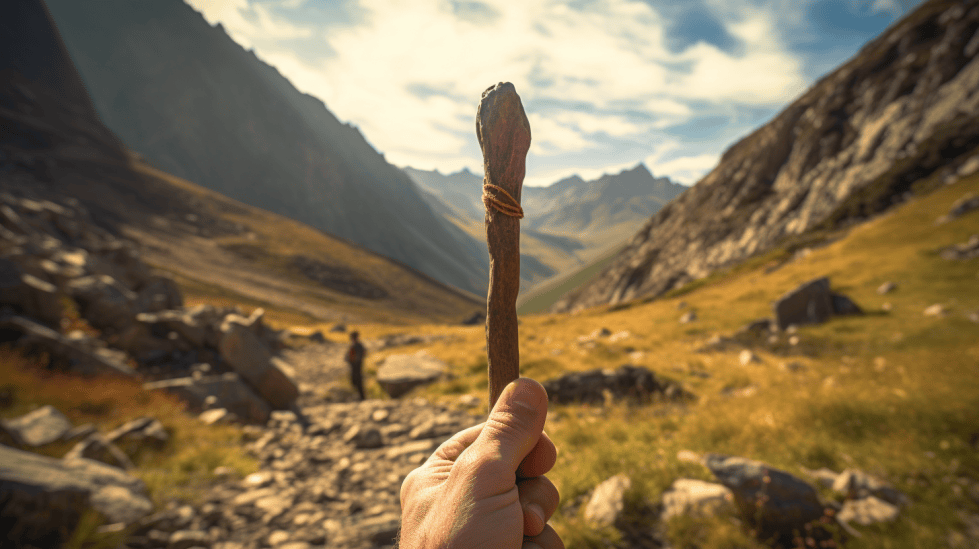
[385,172,979,547]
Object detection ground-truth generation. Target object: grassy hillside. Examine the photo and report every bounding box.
[126,159,483,327]
[517,243,628,315]
[349,168,979,547]
[4,167,975,548]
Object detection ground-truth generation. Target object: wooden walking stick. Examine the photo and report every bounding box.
[476,82,531,409]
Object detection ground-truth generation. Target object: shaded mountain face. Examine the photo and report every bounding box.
[42,0,488,295]
[1,0,483,324]
[0,0,194,227]
[404,163,685,289]
[552,0,979,313]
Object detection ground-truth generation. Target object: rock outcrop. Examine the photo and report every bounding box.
[0,444,154,548]
[553,0,979,312]
[541,365,691,405]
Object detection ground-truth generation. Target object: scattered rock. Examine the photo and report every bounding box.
[940,234,979,260]
[838,496,900,525]
[660,478,735,522]
[542,365,691,405]
[0,443,152,546]
[0,260,62,327]
[703,454,825,542]
[937,193,979,224]
[199,408,236,425]
[924,303,948,317]
[0,314,136,377]
[143,373,272,423]
[739,350,761,366]
[376,353,448,398]
[329,323,347,333]
[342,425,384,449]
[779,361,807,373]
[1,404,73,446]
[735,318,774,340]
[67,275,138,332]
[832,468,909,507]
[877,282,897,295]
[64,433,135,470]
[106,416,170,452]
[679,311,697,324]
[584,474,631,527]
[168,529,211,549]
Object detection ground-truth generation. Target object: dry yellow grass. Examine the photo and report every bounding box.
[380,170,979,548]
[3,167,975,548]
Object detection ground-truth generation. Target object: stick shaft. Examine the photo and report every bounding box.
[486,213,520,407]
[476,82,531,410]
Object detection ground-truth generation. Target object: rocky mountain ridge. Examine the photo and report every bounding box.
[404,163,685,289]
[552,0,979,312]
[41,0,488,295]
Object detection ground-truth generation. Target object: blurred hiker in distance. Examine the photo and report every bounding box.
[346,331,366,400]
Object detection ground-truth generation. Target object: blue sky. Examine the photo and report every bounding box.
[185,0,923,186]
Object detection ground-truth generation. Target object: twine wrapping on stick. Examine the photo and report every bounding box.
[482,183,525,219]
[476,82,531,410]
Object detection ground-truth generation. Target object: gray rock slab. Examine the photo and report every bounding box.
[219,318,299,409]
[0,444,153,537]
[376,354,448,398]
[1,404,73,446]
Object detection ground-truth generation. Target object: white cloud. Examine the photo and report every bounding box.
[646,153,721,185]
[181,0,903,185]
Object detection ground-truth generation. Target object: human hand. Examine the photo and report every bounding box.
[398,378,563,549]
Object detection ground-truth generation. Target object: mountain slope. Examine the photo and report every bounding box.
[41,0,488,294]
[552,0,979,313]
[404,163,686,290]
[1,0,483,326]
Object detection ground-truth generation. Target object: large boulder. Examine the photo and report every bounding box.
[218,317,299,409]
[143,373,272,423]
[703,454,825,542]
[772,277,834,330]
[1,405,73,447]
[0,314,136,377]
[772,277,861,330]
[376,353,449,398]
[0,444,153,548]
[67,274,137,332]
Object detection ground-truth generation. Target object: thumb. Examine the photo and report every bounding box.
[470,377,548,471]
